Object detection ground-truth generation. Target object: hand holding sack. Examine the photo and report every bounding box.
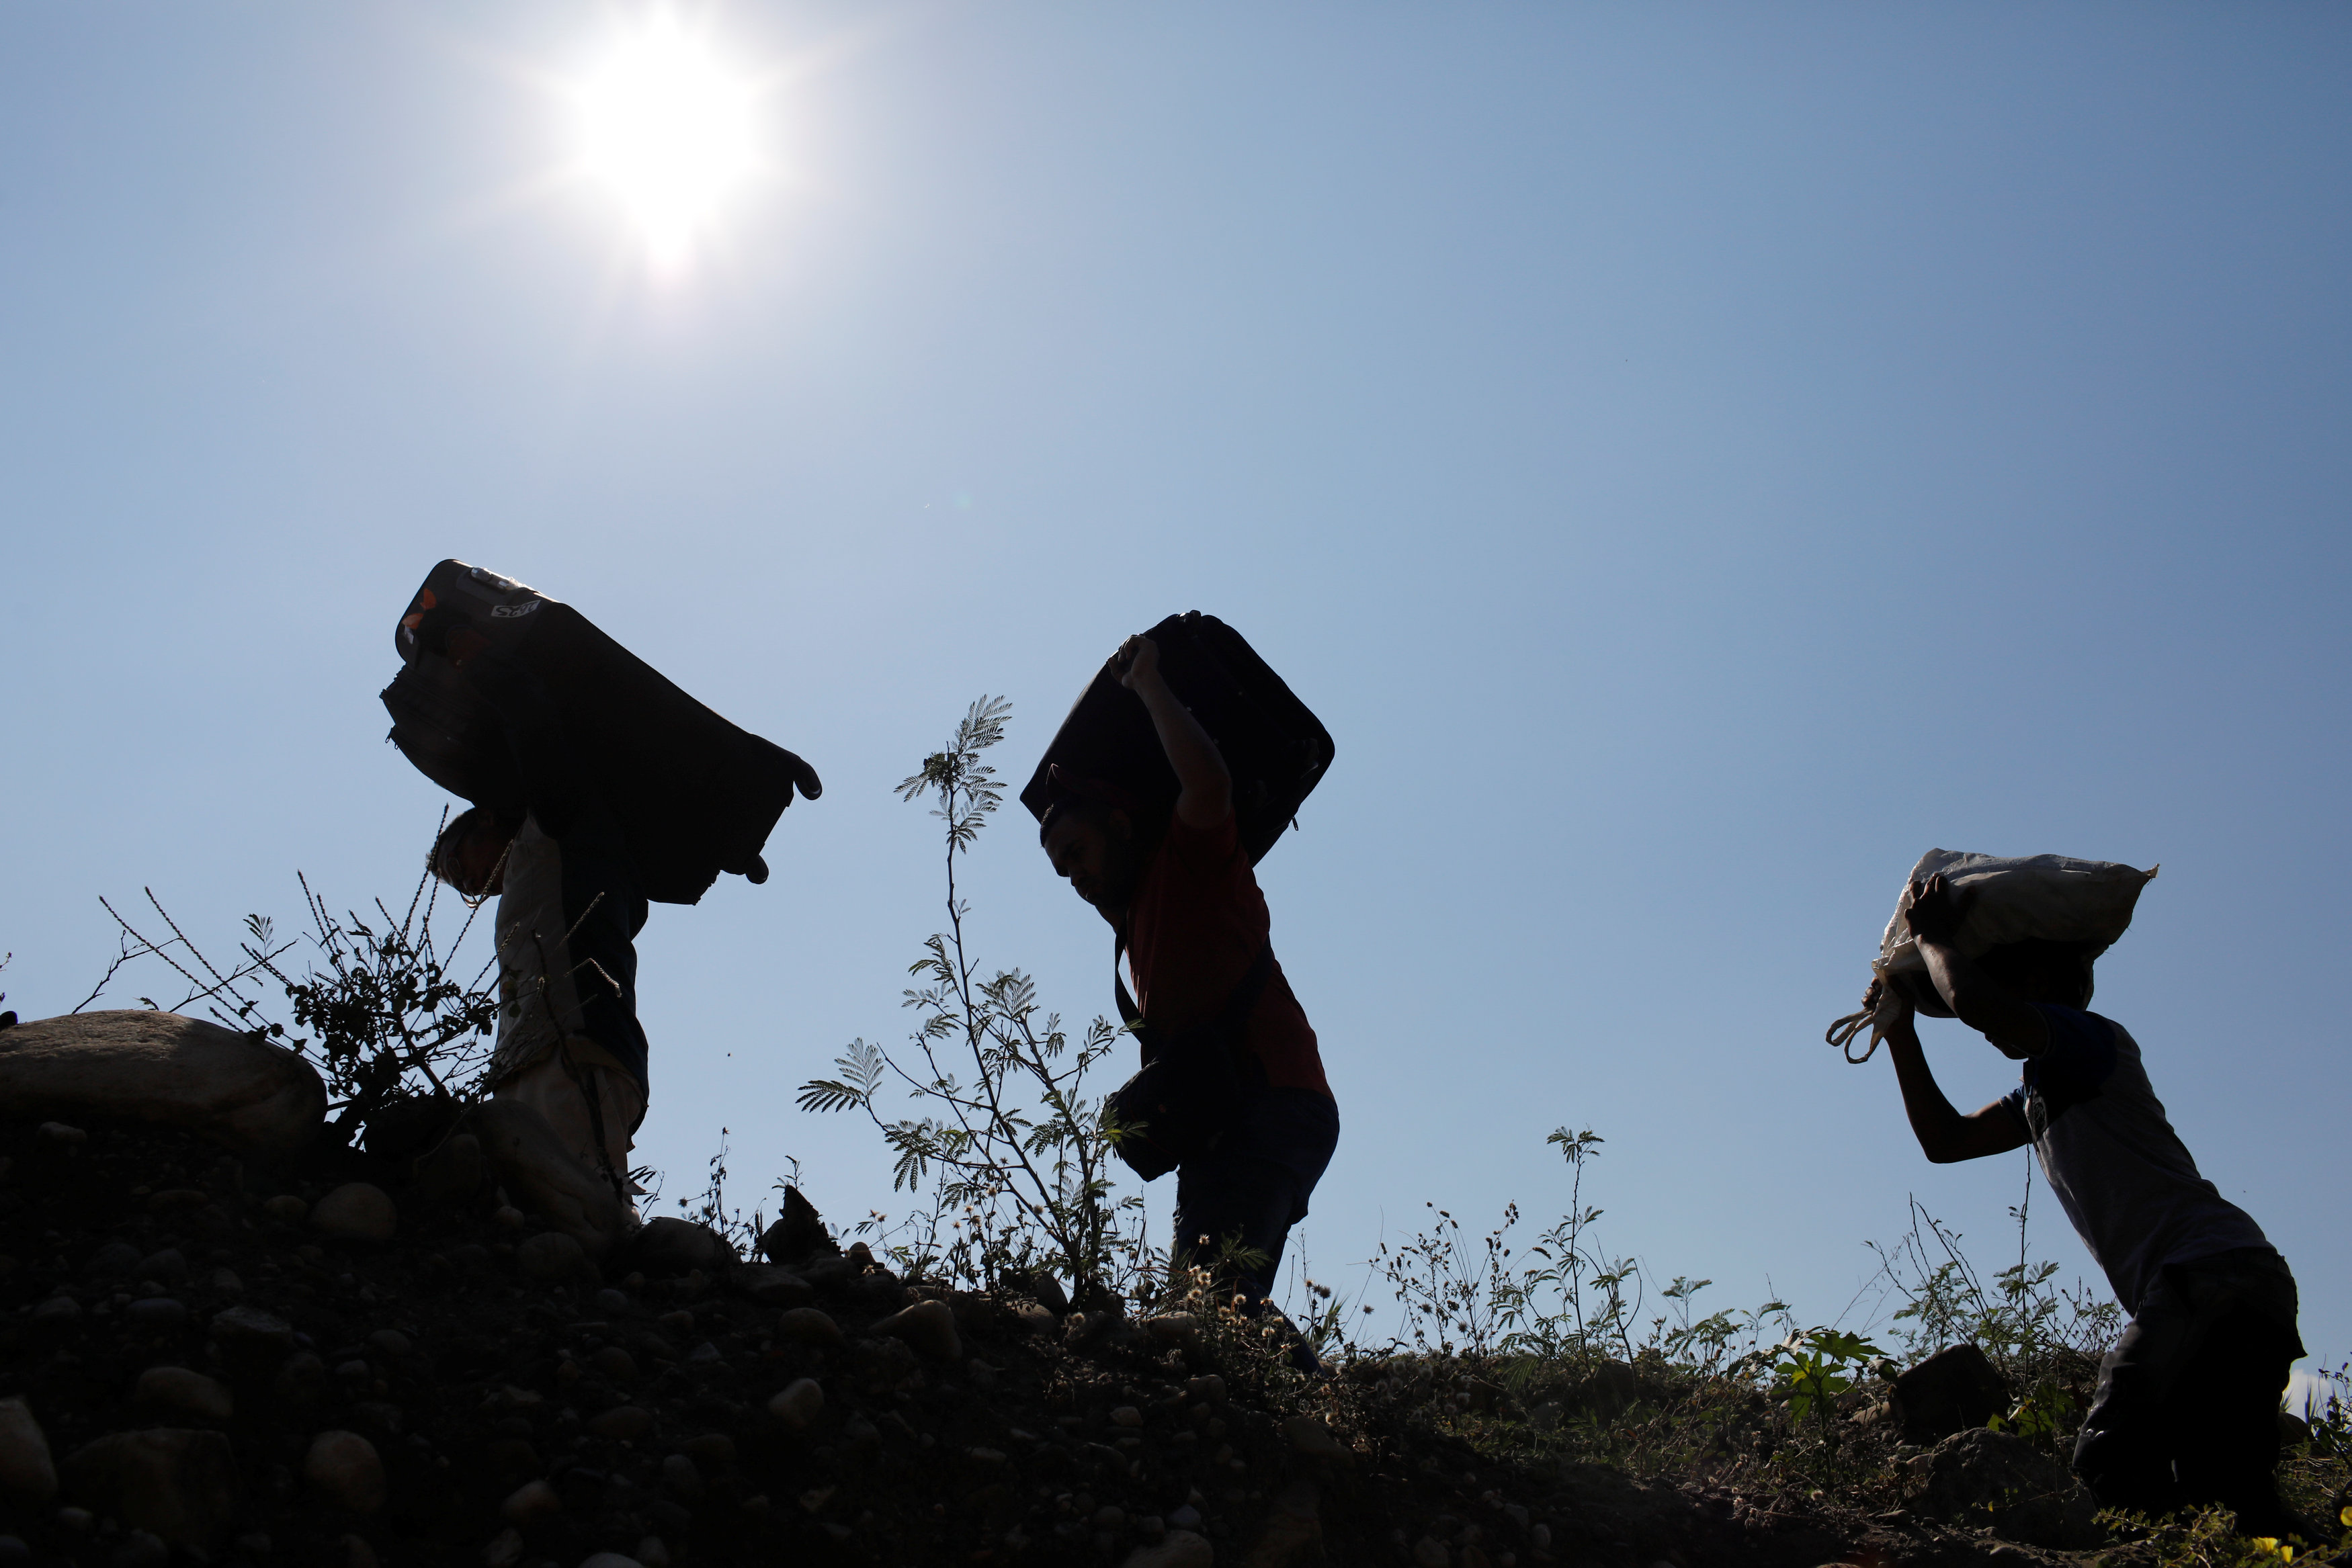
[1827,848,2158,1063]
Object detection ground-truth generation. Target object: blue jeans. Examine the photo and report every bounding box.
[1171,1087,1339,1307]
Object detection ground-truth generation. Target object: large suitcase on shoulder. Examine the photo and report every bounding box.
[380,560,820,906]
[1018,612,1333,866]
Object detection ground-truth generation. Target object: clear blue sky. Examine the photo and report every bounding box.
[4,3,2346,1382]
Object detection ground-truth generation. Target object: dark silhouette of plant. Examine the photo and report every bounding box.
[79,852,500,1148]
[798,697,1146,1299]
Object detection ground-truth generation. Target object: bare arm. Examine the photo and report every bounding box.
[1906,873,2050,1057]
[1116,636,1231,829]
[1877,984,2031,1163]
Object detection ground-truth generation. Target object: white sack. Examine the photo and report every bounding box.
[1828,848,2157,1063]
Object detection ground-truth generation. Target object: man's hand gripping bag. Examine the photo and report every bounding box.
[380,560,821,905]
[1826,848,2157,1062]
[1018,611,1333,866]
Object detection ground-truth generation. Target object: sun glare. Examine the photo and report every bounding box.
[573,15,757,269]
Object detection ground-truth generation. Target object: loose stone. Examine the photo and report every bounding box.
[135,1368,235,1423]
[262,1195,309,1224]
[767,1379,824,1432]
[517,1231,589,1283]
[311,1184,398,1243]
[872,1299,961,1362]
[210,1303,295,1351]
[302,1430,386,1514]
[0,1399,58,1508]
[126,1297,188,1332]
[659,1453,704,1502]
[62,1428,241,1547]
[773,1308,845,1348]
[501,1478,562,1525]
[587,1405,656,1442]
[1121,1530,1214,1568]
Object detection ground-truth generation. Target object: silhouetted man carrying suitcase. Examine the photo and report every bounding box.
[1040,635,1339,1354]
[419,609,646,1256]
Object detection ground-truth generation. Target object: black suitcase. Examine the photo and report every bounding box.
[380,560,820,906]
[1019,612,1333,866]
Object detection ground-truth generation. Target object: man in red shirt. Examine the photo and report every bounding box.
[1041,634,1340,1339]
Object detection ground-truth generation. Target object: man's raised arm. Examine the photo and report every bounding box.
[1877,981,2031,1163]
[1116,634,1232,829]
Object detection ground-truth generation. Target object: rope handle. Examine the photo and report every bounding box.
[1825,1006,1882,1065]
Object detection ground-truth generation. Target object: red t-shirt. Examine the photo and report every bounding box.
[1122,812,1332,1100]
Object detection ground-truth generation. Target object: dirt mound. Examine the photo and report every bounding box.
[0,1115,2078,1567]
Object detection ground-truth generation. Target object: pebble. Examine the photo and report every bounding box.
[30,1296,79,1330]
[659,1452,704,1502]
[210,1268,243,1295]
[0,1399,58,1508]
[579,1556,645,1568]
[587,1405,656,1442]
[493,1206,526,1231]
[1143,1313,1201,1346]
[303,1430,386,1514]
[773,1308,845,1348]
[134,1249,188,1282]
[88,1242,142,1278]
[481,1527,523,1567]
[112,1531,168,1568]
[872,1299,961,1362]
[595,1289,632,1315]
[1413,1539,1451,1568]
[1120,1530,1214,1568]
[0,1537,28,1566]
[501,1479,562,1525]
[60,1428,241,1547]
[135,1368,235,1422]
[683,1434,735,1471]
[741,1266,814,1307]
[126,1297,188,1332]
[335,1534,380,1568]
[261,1195,309,1224]
[312,1184,398,1243]
[36,1121,87,1147]
[1110,1406,1145,1428]
[1167,1505,1202,1530]
[366,1329,413,1359]
[1013,1302,1058,1334]
[634,1538,671,1568]
[591,1346,638,1383]
[517,1231,589,1283]
[210,1303,294,1351]
[767,1379,824,1432]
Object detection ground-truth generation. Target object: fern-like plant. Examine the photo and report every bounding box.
[798,697,1148,1301]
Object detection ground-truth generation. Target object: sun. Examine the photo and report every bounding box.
[573,13,758,269]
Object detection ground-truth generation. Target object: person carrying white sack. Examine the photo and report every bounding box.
[1845,851,2318,1545]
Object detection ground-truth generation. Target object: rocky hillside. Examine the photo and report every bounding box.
[0,1012,2339,1568]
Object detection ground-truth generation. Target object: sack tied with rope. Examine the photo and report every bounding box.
[1826,848,2158,1063]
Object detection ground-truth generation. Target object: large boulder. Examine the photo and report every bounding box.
[0,1011,325,1153]
[1910,1426,2102,1549]
[1892,1342,2009,1444]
